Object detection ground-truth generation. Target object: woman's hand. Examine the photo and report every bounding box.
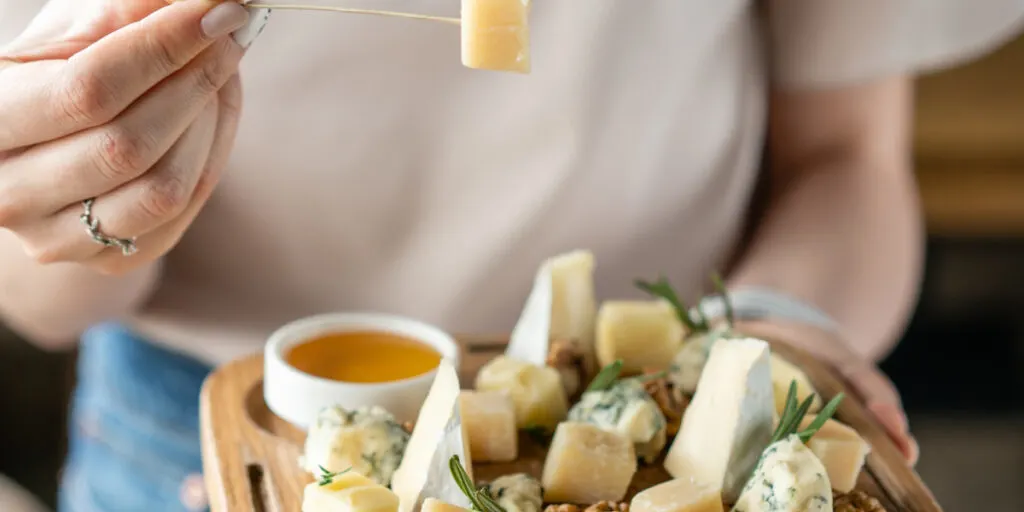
[736,319,920,465]
[0,0,250,276]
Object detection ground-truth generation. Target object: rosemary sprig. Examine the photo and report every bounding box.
[770,380,845,445]
[710,271,734,328]
[635,277,702,332]
[586,359,624,392]
[449,455,505,512]
[317,465,352,486]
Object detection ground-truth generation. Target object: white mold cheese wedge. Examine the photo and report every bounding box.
[770,354,822,416]
[798,416,871,493]
[460,0,531,73]
[506,250,597,370]
[663,338,774,504]
[629,477,723,512]
[595,300,684,374]
[391,360,474,512]
[732,435,833,512]
[302,471,400,512]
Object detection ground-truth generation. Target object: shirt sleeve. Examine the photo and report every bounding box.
[767,0,1024,89]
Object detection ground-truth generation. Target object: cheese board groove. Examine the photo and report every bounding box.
[200,336,940,512]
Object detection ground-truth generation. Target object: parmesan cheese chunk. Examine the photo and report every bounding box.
[732,435,832,512]
[475,356,568,430]
[421,498,472,512]
[799,417,871,493]
[595,300,684,374]
[391,360,474,512]
[770,354,822,416]
[629,477,723,512]
[302,472,400,512]
[459,391,518,462]
[663,338,773,503]
[460,0,531,73]
[541,422,637,504]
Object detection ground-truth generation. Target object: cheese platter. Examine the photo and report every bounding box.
[199,251,943,512]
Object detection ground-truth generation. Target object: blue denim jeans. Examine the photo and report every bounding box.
[58,323,213,512]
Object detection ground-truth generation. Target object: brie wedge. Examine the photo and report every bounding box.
[506,250,597,370]
[664,338,774,503]
[391,360,474,512]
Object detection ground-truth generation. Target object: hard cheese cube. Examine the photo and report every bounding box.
[475,356,568,430]
[421,498,473,512]
[770,353,822,416]
[541,422,637,504]
[596,300,684,374]
[630,477,723,512]
[799,416,871,493]
[302,472,400,512]
[461,0,530,73]
[459,390,518,462]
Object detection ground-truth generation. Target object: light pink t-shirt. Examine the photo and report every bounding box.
[1,0,1022,365]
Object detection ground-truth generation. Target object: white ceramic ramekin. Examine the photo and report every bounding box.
[264,312,460,429]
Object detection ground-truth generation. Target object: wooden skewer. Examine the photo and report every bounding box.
[245,3,461,25]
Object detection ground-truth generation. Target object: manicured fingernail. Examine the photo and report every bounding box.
[231,7,271,49]
[202,2,250,39]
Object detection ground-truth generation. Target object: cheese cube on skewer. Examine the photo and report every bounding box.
[461,0,531,73]
[459,391,518,462]
[541,422,637,504]
[629,477,723,512]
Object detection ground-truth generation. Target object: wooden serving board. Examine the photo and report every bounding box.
[199,336,942,512]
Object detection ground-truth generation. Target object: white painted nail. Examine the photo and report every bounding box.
[232,3,272,50]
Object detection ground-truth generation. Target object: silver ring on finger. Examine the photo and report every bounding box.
[79,198,138,256]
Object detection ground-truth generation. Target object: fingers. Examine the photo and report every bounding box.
[21,98,220,265]
[838,360,919,464]
[0,0,249,150]
[0,37,244,224]
[86,76,241,275]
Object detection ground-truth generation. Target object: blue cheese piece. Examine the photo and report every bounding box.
[568,379,667,463]
[667,325,732,395]
[391,360,474,512]
[731,435,832,512]
[481,474,543,512]
[301,405,410,486]
[506,250,597,369]
[663,338,773,503]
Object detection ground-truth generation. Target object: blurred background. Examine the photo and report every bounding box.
[1,25,1023,512]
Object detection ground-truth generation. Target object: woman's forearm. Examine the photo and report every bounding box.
[728,156,924,361]
[0,229,161,349]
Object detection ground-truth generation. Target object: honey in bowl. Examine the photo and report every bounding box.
[284,330,443,383]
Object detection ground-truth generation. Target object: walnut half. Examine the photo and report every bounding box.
[547,338,586,398]
[544,502,629,512]
[834,490,887,512]
[641,369,689,436]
